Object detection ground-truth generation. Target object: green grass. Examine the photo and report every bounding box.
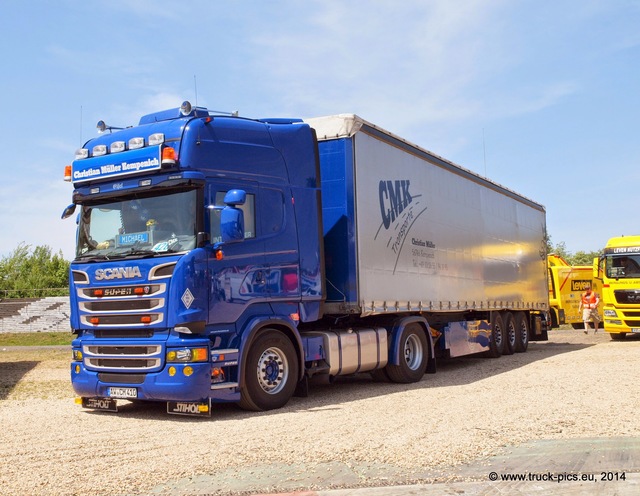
[0,332,74,346]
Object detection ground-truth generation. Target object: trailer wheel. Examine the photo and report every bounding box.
[503,312,516,355]
[386,324,428,383]
[485,313,505,358]
[514,312,529,353]
[238,329,299,412]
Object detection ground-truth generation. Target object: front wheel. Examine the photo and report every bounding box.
[386,324,428,383]
[610,332,626,341]
[238,330,299,411]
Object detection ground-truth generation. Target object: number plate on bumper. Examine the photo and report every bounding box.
[108,387,137,399]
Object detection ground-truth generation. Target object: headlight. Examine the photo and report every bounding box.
[72,350,83,361]
[166,347,208,363]
[604,309,618,317]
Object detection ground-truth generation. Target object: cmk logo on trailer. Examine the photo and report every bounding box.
[379,179,413,229]
[375,179,432,273]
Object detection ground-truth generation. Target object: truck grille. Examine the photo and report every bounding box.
[614,290,640,304]
[83,344,162,371]
[77,283,166,328]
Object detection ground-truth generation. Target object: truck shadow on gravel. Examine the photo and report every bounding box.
[95,336,605,422]
[0,361,39,400]
[289,339,596,411]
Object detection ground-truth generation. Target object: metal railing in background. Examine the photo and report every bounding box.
[0,288,69,299]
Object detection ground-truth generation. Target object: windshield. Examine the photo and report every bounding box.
[605,255,640,279]
[76,189,197,259]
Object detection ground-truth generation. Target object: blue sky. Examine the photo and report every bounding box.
[0,0,638,261]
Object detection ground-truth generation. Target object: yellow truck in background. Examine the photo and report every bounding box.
[593,236,640,340]
[548,254,602,329]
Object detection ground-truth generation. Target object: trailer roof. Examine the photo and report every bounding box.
[304,114,545,212]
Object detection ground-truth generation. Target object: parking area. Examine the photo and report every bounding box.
[1,328,639,495]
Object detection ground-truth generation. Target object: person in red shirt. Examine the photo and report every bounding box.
[578,287,600,334]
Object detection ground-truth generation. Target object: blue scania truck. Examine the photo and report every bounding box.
[63,102,549,416]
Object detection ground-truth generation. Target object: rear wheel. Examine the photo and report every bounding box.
[238,330,298,411]
[386,324,428,383]
[485,313,505,358]
[503,312,516,355]
[514,312,529,353]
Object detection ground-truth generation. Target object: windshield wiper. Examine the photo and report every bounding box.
[122,248,159,258]
[75,253,113,263]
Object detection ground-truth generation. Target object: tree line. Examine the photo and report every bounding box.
[545,235,600,266]
[0,243,69,298]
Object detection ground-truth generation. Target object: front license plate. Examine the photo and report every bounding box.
[632,328,640,333]
[108,387,137,399]
[82,397,118,412]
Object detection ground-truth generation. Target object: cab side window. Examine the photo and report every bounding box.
[210,191,256,243]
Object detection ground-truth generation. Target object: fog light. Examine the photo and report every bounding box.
[168,366,176,376]
[212,367,225,383]
[183,366,194,377]
[74,365,81,374]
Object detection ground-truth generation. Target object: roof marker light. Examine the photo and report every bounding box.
[110,141,126,153]
[64,165,72,182]
[75,149,89,160]
[129,137,144,149]
[93,144,108,156]
[149,133,165,146]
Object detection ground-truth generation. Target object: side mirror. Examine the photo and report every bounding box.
[220,206,245,243]
[593,256,602,280]
[207,189,247,246]
[223,189,246,206]
[61,204,77,220]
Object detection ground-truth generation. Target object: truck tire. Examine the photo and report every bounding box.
[514,312,529,353]
[503,312,516,355]
[610,332,626,341]
[385,324,428,383]
[485,313,505,358]
[238,329,299,411]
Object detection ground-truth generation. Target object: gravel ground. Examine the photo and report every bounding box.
[1,329,639,496]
